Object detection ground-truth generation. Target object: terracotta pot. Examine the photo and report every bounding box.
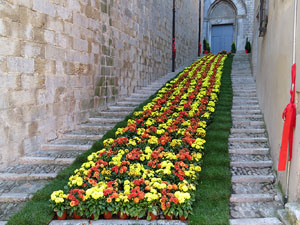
[56,211,67,220]
[72,212,81,219]
[149,212,157,220]
[118,211,128,220]
[165,214,173,220]
[179,215,187,221]
[90,214,94,220]
[245,49,248,54]
[104,211,112,219]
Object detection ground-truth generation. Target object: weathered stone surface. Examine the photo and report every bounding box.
[0,0,199,167]
[285,203,300,225]
[229,54,284,222]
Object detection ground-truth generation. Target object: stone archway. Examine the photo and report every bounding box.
[206,0,247,51]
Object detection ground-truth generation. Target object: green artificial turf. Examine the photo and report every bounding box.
[189,54,233,225]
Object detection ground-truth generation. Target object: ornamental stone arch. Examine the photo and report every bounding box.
[203,0,248,51]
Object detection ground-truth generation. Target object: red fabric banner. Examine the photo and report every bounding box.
[278,63,297,171]
[199,42,202,54]
[172,38,176,59]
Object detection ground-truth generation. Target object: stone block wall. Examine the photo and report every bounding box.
[0,0,199,166]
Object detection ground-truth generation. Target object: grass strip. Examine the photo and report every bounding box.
[189,54,233,225]
[7,70,184,225]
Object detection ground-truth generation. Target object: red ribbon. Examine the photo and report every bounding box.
[172,38,176,59]
[278,63,297,171]
[199,42,202,54]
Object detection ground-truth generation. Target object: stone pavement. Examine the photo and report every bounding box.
[229,53,284,225]
[0,62,193,224]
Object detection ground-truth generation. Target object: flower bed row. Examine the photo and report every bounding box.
[50,53,227,221]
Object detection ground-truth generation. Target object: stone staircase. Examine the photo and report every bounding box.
[229,54,284,225]
[0,64,190,223]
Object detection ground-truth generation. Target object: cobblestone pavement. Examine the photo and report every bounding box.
[0,63,192,224]
[229,53,284,225]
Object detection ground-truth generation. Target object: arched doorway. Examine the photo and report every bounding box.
[209,1,236,53]
[203,0,249,52]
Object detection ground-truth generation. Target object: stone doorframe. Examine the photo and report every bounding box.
[205,0,247,51]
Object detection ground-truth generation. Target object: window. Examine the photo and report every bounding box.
[259,0,268,37]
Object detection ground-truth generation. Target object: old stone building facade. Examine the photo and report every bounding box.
[203,0,254,53]
[0,0,200,167]
[252,0,300,203]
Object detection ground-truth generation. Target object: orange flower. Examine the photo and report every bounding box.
[107,198,112,203]
[145,186,151,191]
[172,184,178,190]
[161,202,166,211]
[167,185,173,190]
[134,197,139,203]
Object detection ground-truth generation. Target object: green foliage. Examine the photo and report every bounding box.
[189,55,233,225]
[231,42,236,53]
[245,38,251,53]
[203,39,211,52]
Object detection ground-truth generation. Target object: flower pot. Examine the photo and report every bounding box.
[104,211,112,219]
[245,49,248,54]
[72,212,81,219]
[118,211,128,220]
[165,214,173,220]
[56,211,67,220]
[90,214,95,220]
[179,215,187,221]
[149,212,157,220]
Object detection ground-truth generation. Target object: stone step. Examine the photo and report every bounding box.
[99,111,130,117]
[0,222,7,225]
[123,97,147,102]
[233,101,259,105]
[116,101,140,106]
[135,90,156,95]
[229,148,270,155]
[232,105,260,109]
[0,193,32,203]
[230,218,283,225]
[232,175,275,183]
[62,132,103,140]
[107,105,135,111]
[229,137,268,143]
[232,115,263,119]
[233,89,257,92]
[233,93,257,97]
[41,143,91,151]
[88,117,122,124]
[232,121,264,126]
[131,93,151,98]
[232,110,261,114]
[233,97,258,100]
[230,194,274,203]
[231,128,266,134]
[230,161,273,168]
[79,123,114,131]
[50,219,187,225]
[277,209,291,225]
[0,173,57,181]
[19,156,75,165]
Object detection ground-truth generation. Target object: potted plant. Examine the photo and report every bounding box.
[50,190,69,220]
[231,42,236,53]
[203,39,210,54]
[67,189,86,219]
[245,37,251,54]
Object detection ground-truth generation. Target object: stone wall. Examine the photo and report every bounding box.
[0,0,199,166]
[252,0,300,201]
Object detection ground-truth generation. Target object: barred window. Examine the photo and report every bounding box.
[259,0,268,37]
